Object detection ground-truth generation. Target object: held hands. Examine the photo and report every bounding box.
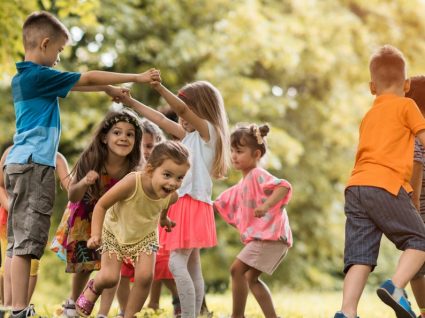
[137,68,161,84]
[106,85,130,103]
[160,216,176,232]
[84,170,100,186]
[87,235,101,249]
[254,204,268,218]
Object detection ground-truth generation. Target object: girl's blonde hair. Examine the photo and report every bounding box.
[178,81,230,179]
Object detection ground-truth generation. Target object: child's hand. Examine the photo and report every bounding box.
[114,90,133,104]
[160,216,176,232]
[254,205,268,218]
[87,235,101,249]
[84,170,99,186]
[106,85,130,103]
[137,68,161,84]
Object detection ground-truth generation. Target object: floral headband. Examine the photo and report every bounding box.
[104,113,141,131]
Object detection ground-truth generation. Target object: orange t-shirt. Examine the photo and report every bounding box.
[347,94,425,195]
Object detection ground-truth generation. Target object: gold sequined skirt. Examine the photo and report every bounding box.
[100,228,159,265]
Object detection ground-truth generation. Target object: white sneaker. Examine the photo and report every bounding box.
[62,300,78,318]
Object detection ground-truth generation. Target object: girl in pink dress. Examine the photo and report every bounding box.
[214,123,292,318]
[119,80,230,317]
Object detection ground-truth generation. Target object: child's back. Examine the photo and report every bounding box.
[348,93,425,195]
[334,45,425,318]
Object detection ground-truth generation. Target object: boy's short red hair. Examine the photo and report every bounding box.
[369,45,406,90]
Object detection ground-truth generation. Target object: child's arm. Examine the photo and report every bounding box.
[56,152,71,193]
[254,186,290,218]
[73,68,159,87]
[120,93,186,140]
[0,147,11,209]
[159,192,178,232]
[153,83,210,141]
[88,173,137,248]
[68,170,100,202]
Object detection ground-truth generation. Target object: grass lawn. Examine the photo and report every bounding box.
[30,289,415,317]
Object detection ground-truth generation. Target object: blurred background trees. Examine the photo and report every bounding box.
[2,0,425,300]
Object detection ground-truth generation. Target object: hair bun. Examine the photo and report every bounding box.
[258,124,270,137]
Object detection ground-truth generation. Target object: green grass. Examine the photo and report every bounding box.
[29,250,418,317]
[30,289,417,318]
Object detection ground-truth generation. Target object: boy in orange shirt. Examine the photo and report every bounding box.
[334,45,425,318]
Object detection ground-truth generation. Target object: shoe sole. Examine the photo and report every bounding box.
[75,306,89,318]
[377,287,414,318]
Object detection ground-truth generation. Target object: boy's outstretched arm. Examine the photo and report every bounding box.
[73,68,159,87]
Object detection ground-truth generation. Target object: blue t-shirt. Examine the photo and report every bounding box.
[6,61,81,167]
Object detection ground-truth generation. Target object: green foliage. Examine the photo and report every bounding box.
[2,0,425,295]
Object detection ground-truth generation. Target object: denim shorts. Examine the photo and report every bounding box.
[4,162,55,259]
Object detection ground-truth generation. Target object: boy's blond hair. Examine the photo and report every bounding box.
[369,45,406,90]
[23,11,70,50]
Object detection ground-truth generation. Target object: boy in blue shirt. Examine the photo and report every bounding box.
[4,11,160,318]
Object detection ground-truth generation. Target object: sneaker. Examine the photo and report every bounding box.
[377,279,416,318]
[334,311,360,318]
[62,299,78,318]
[10,305,36,318]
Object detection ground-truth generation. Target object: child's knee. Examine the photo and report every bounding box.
[98,273,120,289]
[134,273,153,289]
[230,263,243,277]
[244,271,259,285]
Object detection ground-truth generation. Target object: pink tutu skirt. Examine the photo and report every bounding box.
[163,195,217,250]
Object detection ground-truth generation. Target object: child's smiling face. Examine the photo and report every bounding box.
[149,159,189,199]
[104,121,136,158]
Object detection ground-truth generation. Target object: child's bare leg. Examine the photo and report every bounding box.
[392,249,425,288]
[245,268,276,318]
[148,280,162,310]
[27,275,37,302]
[98,285,119,317]
[3,257,12,307]
[117,277,131,314]
[124,253,154,318]
[71,272,91,301]
[163,279,179,298]
[80,253,122,303]
[340,264,370,318]
[230,259,249,318]
[11,255,31,309]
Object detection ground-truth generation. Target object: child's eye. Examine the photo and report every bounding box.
[164,173,171,178]
[127,132,135,138]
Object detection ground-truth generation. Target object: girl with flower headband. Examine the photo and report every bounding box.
[214,123,292,318]
[51,108,143,318]
[118,79,230,317]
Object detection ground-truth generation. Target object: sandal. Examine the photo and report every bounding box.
[75,279,100,317]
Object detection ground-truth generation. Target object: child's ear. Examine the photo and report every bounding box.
[404,78,411,94]
[369,81,377,95]
[254,149,262,160]
[143,163,154,176]
[40,37,50,51]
